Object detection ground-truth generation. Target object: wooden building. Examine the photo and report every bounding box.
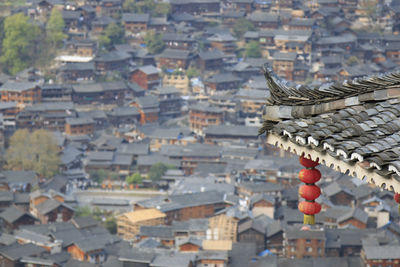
[65,117,95,136]
[91,16,115,35]
[151,86,182,119]
[59,62,96,83]
[65,39,96,57]
[41,84,72,102]
[134,191,229,225]
[156,49,194,70]
[170,0,220,14]
[177,237,202,252]
[130,65,161,90]
[288,18,316,31]
[97,0,122,17]
[122,13,149,33]
[0,206,37,231]
[361,245,400,267]
[205,73,242,92]
[272,52,297,81]
[130,95,160,124]
[284,228,326,259]
[0,81,42,107]
[117,208,166,240]
[16,102,75,132]
[72,81,127,104]
[94,50,131,73]
[31,199,74,224]
[237,219,266,253]
[189,103,224,135]
[235,88,269,117]
[163,74,190,95]
[198,50,225,72]
[67,238,107,264]
[274,34,312,54]
[248,11,279,29]
[207,34,237,54]
[162,33,195,50]
[209,213,240,242]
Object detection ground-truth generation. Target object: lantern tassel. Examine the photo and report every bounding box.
[304,214,315,225]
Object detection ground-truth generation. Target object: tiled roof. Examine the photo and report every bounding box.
[0,81,42,92]
[139,225,173,238]
[363,245,400,260]
[36,199,73,215]
[136,191,227,212]
[0,206,34,224]
[122,13,150,23]
[260,66,400,192]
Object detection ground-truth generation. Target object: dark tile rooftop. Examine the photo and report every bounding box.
[260,67,400,192]
[0,206,35,224]
[0,81,42,92]
[136,191,227,212]
[157,48,192,60]
[122,13,150,23]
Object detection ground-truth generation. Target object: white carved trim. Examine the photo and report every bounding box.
[336,149,348,159]
[388,165,400,176]
[323,143,335,152]
[370,162,382,170]
[266,134,400,193]
[283,130,292,138]
[308,136,319,146]
[295,136,307,145]
[351,153,364,162]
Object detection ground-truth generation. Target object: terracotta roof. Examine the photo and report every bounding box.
[260,65,400,192]
[119,208,166,223]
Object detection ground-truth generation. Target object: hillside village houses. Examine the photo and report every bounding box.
[0,0,400,266]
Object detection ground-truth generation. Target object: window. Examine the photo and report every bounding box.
[306,239,311,243]
[306,247,312,252]
[290,247,296,252]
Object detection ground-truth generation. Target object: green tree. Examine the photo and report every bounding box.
[46,8,67,49]
[105,216,117,234]
[245,41,262,58]
[109,172,120,181]
[346,56,360,66]
[186,67,200,79]
[124,0,170,16]
[75,206,92,217]
[6,129,61,178]
[208,21,219,27]
[153,2,170,16]
[148,162,173,181]
[89,169,118,184]
[360,0,378,19]
[144,30,165,54]
[99,22,125,50]
[0,18,4,52]
[126,173,143,185]
[232,18,255,38]
[0,13,41,75]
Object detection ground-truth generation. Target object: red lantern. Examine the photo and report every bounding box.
[298,201,321,215]
[395,193,400,204]
[299,169,321,184]
[299,185,321,201]
[299,156,319,168]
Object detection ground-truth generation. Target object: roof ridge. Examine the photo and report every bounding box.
[263,64,400,107]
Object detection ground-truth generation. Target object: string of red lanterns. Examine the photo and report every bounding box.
[395,193,400,213]
[298,156,321,225]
